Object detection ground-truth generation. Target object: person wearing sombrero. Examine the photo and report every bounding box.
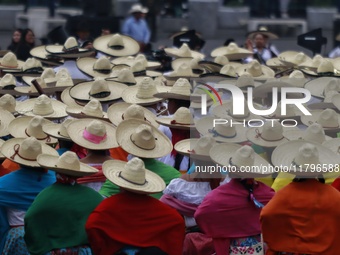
[24,151,103,255]
[99,119,181,199]
[194,144,275,255]
[0,137,58,254]
[86,157,185,255]
[261,141,340,255]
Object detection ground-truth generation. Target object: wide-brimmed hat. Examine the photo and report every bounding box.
[106,68,137,86]
[66,99,108,121]
[15,77,50,96]
[164,63,200,80]
[8,116,57,144]
[171,57,204,75]
[277,70,308,88]
[129,59,162,78]
[156,107,195,130]
[103,157,165,194]
[153,78,191,100]
[253,80,305,100]
[60,87,86,108]
[331,93,340,111]
[108,102,158,128]
[263,100,303,121]
[174,136,217,161]
[0,137,58,167]
[122,77,163,106]
[42,118,74,141]
[22,68,55,87]
[4,58,44,76]
[210,143,273,177]
[322,137,340,154]
[211,42,253,60]
[67,118,118,150]
[271,140,340,177]
[0,52,24,70]
[301,59,340,77]
[76,56,115,78]
[0,94,16,113]
[164,43,205,59]
[15,94,68,120]
[304,77,340,99]
[129,4,148,14]
[298,54,325,71]
[199,64,238,83]
[283,123,331,144]
[301,108,340,132]
[198,55,242,73]
[69,78,127,104]
[217,73,261,92]
[116,119,172,158]
[266,57,286,69]
[0,74,18,96]
[45,37,93,59]
[236,60,275,80]
[112,54,161,70]
[37,151,99,177]
[30,45,64,66]
[247,26,279,40]
[0,109,15,136]
[246,120,291,148]
[278,51,312,67]
[93,33,140,57]
[195,116,248,143]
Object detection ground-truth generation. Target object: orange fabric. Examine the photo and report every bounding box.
[109,147,128,161]
[331,178,340,191]
[261,179,340,255]
[0,159,19,177]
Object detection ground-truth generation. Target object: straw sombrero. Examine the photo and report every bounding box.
[262,101,303,121]
[103,157,166,194]
[195,116,248,143]
[283,123,332,144]
[42,118,74,141]
[129,59,162,78]
[116,119,172,158]
[271,140,340,177]
[210,143,273,177]
[236,60,275,80]
[266,57,286,69]
[253,80,305,100]
[76,56,115,78]
[0,52,24,70]
[211,42,252,60]
[0,137,58,167]
[278,51,312,67]
[0,74,19,96]
[111,54,161,70]
[0,94,16,113]
[174,136,217,161]
[105,68,137,86]
[37,151,99,177]
[60,87,86,108]
[22,68,55,88]
[69,78,127,104]
[45,37,93,58]
[0,109,15,136]
[247,26,279,40]
[322,137,340,154]
[156,107,195,130]
[66,99,108,121]
[298,54,324,71]
[9,116,57,144]
[67,118,118,150]
[199,64,238,83]
[30,45,63,66]
[15,94,68,120]
[3,58,44,77]
[93,33,140,57]
[15,77,52,96]
[153,78,191,100]
[164,43,205,59]
[301,108,340,132]
[301,59,340,77]
[217,72,261,92]
[122,77,163,106]
[198,55,242,73]
[164,63,200,80]
[171,57,204,75]
[276,70,308,88]
[107,102,158,128]
[304,77,340,99]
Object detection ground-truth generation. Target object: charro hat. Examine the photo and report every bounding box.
[111,54,160,70]
[103,157,166,194]
[30,45,63,66]
[0,94,16,113]
[278,51,312,67]
[0,52,24,70]
[211,42,252,60]
[301,108,340,132]
[76,56,115,78]
[199,64,238,83]
[0,137,58,167]
[61,87,86,108]
[67,118,118,150]
[217,72,261,92]
[198,55,242,73]
[171,57,204,75]
[129,59,162,77]
[22,68,56,88]
[42,118,74,141]
[129,4,148,14]
[156,107,195,130]
[164,63,200,80]
[304,77,340,99]
[283,123,331,144]
[0,74,19,96]
[164,43,205,59]
[247,26,278,40]
[301,59,340,77]
[45,37,93,58]
[116,119,172,158]
[236,60,275,80]
[153,78,191,100]
[37,151,99,177]
[4,58,44,76]
[0,109,15,136]
[106,68,137,86]
[66,99,108,121]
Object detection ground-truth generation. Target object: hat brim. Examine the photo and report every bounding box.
[42,123,72,141]
[247,30,279,40]
[174,138,212,161]
[304,77,339,98]
[37,154,99,177]
[61,87,86,107]
[107,102,159,128]
[30,46,64,66]
[164,47,205,59]
[103,159,165,194]
[300,110,340,131]
[67,118,118,150]
[66,105,109,121]
[116,119,172,158]
[153,91,190,101]
[278,51,312,67]
[1,138,59,167]
[246,126,293,148]
[93,34,140,57]
[199,72,238,83]
[283,129,332,143]
[253,81,305,99]
[266,57,286,68]
[0,109,15,136]
[211,46,252,60]
[236,64,275,80]
[111,56,161,70]
[322,137,340,154]
[217,78,262,91]
[76,57,114,78]
[45,45,94,59]
[156,116,195,130]
[122,86,164,106]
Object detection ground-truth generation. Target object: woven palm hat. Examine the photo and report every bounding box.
[0,109,15,136]
[263,100,304,121]
[266,57,286,69]
[322,137,340,154]
[66,99,108,121]
[111,54,161,70]
[122,77,163,106]
[61,87,86,108]
[301,108,340,132]
[69,78,127,104]
[67,118,118,150]
[331,93,340,111]
[304,77,340,99]
[76,56,114,78]
[278,51,312,67]
[156,107,195,130]
[15,94,67,120]
[217,72,262,92]
[37,151,99,177]
[22,68,56,88]
[129,59,162,78]
[195,116,248,143]
[298,54,325,70]
[246,120,291,148]
[247,26,279,40]
[116,119,172,158]
[0,94,16,113]
[107,102,158,128]
[198,55,242,73]
[199,64,238,83]
[45,37,93,58]
[106,68,137,86]
[174,136,217,161]
[302,59,340,77]
[93,33,140,57]
[0,52,24,70]
[271,140,340,177]
[236,60,275,80]
[0,137,58,167]
[277,70,308,88]
[42,118,74,141]
[164,43,205,59]
[211,42,253,60]
[15,77,49,96]
[153,78,191,100]
[30,45,63,66]
[210,143,273,177]
[0,74,16,90]
[4,58,44,77]
[171,57,204,75]
[9,116,57,145]
[129,4,148,14]
[164,63,200,80]
[253,80,304,100]
[103,157,166,194]
[283,123,332,144]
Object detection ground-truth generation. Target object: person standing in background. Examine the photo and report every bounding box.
[7,29,22,53]
[15,28,35,61]
[122,4,151,53]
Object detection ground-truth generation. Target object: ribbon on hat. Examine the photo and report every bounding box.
[82,129,107,144]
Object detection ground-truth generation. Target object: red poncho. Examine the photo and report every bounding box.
[86,192,185,255]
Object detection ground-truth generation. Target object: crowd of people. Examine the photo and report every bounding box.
[0,2,340,255]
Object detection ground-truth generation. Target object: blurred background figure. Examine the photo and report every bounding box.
[15,28,35,61]
[7,28,22,53]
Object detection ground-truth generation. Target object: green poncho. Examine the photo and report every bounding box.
[99,158,181,199]
[24,183,103,255]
